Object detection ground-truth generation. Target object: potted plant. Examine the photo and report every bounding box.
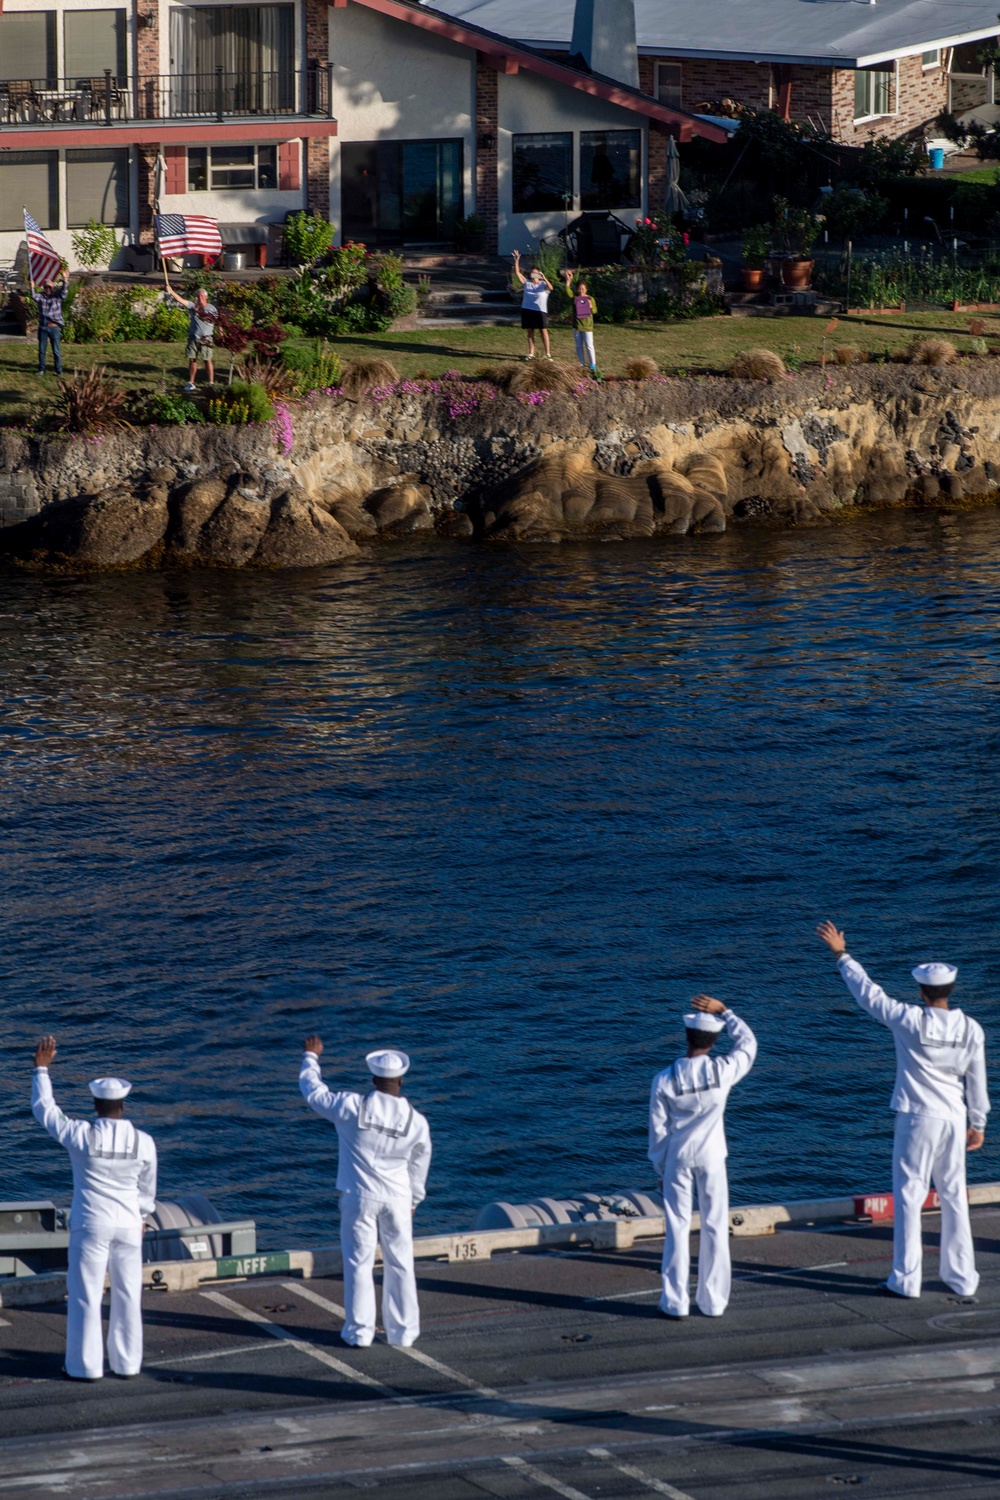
[741,224,770,291]
[774,197,819,289]
[454,213,488,253]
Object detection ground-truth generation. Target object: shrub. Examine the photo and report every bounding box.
[909,337,957,366]
[51,366,129,432]
[341,357,400,397]
[239,354,297,398]
[66,286,119,342]
[832,344,867,365]
[971,336,989,356]
[281,339,342,391]
[820,188,888,240]
[622,356,660,381]
[206,380,274,424]
[491,360,580,396]
[71,219,119,270]
[248,320,287,359]
[728,348,787,382]
[454,212,487,249]
[284,211,336,266]
[126,388,203,425]
[741,224,771,268]
[146,303,189,341]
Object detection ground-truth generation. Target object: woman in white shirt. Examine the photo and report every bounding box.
[512,250,553,361]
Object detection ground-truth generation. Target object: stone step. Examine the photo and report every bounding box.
[414,311,521,327]
[425,288,513,306]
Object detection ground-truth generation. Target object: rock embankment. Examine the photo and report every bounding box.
[3,363,1000,569]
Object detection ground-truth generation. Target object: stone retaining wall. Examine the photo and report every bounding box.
[3,363,1000,568]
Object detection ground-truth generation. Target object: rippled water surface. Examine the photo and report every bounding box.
[2,510,999,1243]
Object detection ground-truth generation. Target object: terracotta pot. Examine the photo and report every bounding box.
[742,267,765,291]
[781,258,814,289]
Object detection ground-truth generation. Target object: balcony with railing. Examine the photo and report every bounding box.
[0,67,333,130]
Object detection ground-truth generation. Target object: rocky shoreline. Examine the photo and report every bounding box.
[2,362,1000,570]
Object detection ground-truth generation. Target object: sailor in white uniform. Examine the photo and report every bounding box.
[648,995,757,1318]
[818,921,990,1298]
[299,1035,431,1347]
[31,1035,157,1380]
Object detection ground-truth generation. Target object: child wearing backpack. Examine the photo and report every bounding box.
[563,269,599,375]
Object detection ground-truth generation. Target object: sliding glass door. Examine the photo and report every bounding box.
[342,140,463,245]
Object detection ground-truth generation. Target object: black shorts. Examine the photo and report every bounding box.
[521,309,548,330]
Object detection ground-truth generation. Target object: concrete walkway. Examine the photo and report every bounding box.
[2,1206,1000,1497]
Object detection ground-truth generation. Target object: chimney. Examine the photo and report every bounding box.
[570,0,639,90]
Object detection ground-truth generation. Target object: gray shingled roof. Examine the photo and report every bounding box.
[432,0,1000,67]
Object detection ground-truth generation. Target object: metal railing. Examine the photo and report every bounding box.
[0,66,333,128]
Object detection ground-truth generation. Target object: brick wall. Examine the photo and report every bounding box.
[305,0,330,217]
[831,54,948,142]
[475,55,499,249]
[648,126,666,213]
[135,0,159,240]
[640,52,947,144]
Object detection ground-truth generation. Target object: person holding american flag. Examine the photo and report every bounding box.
[163,272,218,392]
[155,211,222,391]
[23,208,67,376]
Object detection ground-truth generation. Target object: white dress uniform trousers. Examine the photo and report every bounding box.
[32,1070,157,1379]
[837,955,990,1298]
[649,1011,757,1317]
[300,1053,432,1347]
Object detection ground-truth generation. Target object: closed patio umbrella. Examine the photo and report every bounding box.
[663,134,689,215]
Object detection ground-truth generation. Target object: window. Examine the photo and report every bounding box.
[854,65,894,119]
[66,148,129,225]
[512,133,572,212]
[656,62,682,111]
[0,151,58,230]
[952,42,989,75]
[187,144,278,190]
[581,130,641,209]
[921,48,941,69]
[64,9,126,85]
[169,4,294,111]
[342,140,463,244]
[0,12,56,83]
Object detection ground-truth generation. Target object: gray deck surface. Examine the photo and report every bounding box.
[2,1207,1000,1499]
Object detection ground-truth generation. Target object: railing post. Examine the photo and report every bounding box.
[104,67,112,126]
[216,64,224,123]
[327,61,334,118]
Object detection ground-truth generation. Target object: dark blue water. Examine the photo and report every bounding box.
[2,509,999,1245]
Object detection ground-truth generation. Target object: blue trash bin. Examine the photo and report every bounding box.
[928,147,945,170]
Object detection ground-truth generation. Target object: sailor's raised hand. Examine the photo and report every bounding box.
[691,994,726,1015]
[968,1127,985,1152]
[34,1035,57,1068]
[303,1034,324,1057]
[816,920,846,955]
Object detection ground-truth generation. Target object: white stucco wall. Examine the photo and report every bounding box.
[326,3,474,235]
[159,187,304,223]
[497,69,648,256]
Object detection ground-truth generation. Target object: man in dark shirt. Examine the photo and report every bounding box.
[34,274,67,376]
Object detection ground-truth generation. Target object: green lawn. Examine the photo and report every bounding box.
[3,307,999,420]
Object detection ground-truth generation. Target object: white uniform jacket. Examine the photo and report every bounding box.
[31,1069,158,1231]
[837,955,990,1130]
[299,1052,431,1204]
[648,1011,757,1176]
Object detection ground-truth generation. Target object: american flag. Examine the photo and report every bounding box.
[154,213,223,258]
[23,209,61,286]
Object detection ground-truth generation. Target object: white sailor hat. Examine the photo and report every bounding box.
[684,1012,725,1034]
[365,1048,410,1079]
[89,1077,132,1100]
[912,963,958,987]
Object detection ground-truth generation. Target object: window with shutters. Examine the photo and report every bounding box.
[0,151,58,230]
[64,10,127,86]
[66,148,129,226]
[187,144,279,190]
[0,13,56,83]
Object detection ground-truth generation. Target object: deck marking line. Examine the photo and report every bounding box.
[502,1454,594,1500]
[282,1281,501,1397]
[588,1446,697,1500]
[586,1261,849,1302]
[151,1339,280,1366]
[200,1289,394,1394]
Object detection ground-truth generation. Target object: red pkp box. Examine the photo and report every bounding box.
[853,1191,941,1221]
